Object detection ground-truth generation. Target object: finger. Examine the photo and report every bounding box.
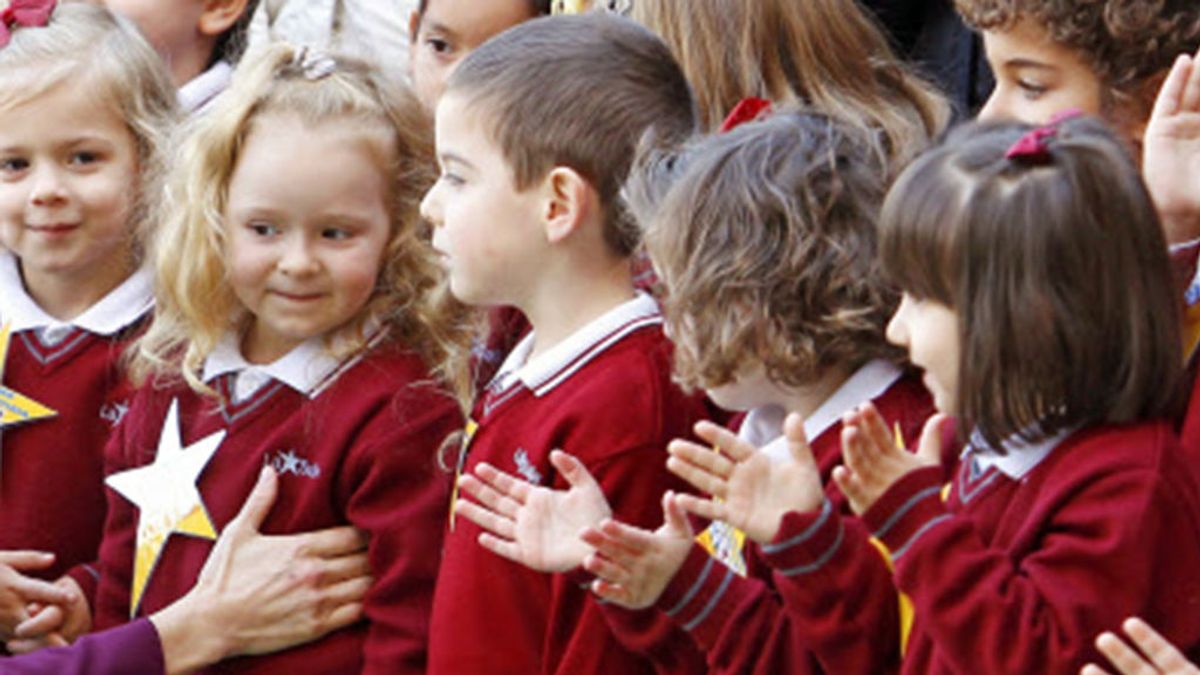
[1181,54,1200,113]
[1095,631,1158,675]
[229,466,279,535]
[473,462,532,505]
[916,414,948,466]
[662,491,695,537]
[839,425,872,477]
[454,496,517,540]
[549,450,602,493]
[0,551,56,572]
[666,455,729,499]
[457,474,521,519]
[672,492,726,523]
[859,403,897,457]
[318,574,372,609]
[1123,616,1194,671]
[289,526,369,560]
[311,551,370,587]
[581,524,645,562]
[476,532,525,564]
[668,438,736,478]
[1080,665,1113,675]
[783,413,816,467]
[590,578,632,605]
[582,551,632,585]
[7,634,66,654]
[832,465,867,515]
[8,575,73,608]
[320,601,365,634]
[13,605,64,639]
[1152,53,1190,120]
[693,421,756,462]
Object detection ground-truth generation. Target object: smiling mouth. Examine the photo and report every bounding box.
[270,290,325,302]
[28,223,79,235]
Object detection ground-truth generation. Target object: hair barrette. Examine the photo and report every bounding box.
[719,97,773,133]
[0,0,56,48]
[1004,108,1084,164]
[292,46,336,80]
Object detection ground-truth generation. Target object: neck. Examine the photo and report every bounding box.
[773,364,855,422]
[520,257,635,361]
[19,257,133,322]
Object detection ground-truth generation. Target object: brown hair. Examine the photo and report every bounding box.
[627,109,899,392]
[211,0,262,66]
[415,0,551,22]
[444,13,697,256]
[631,0,950,174]
[879,117,1182,450]
[956,0,1200,119]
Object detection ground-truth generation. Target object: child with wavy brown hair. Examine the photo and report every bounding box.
[454,109,936,673]
[630,0,950,174]
[24,44,465,673]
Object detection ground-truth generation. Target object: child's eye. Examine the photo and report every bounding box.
[440,171,465,187]
[425,36,454,56]
[249,222,280,237]
[0,157,29,174]
[321,227,352,241]
[1016,79,1048,100]
[68,151,101,166]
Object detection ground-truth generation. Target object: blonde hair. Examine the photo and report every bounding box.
[0,2,178,258]
[134,43,467,394]
[631,0,950,173]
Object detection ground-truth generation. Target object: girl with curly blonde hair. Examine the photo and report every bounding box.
[62,43,465,673]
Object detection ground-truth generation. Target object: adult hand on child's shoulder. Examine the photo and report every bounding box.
[152,466,371,674]
[1143,48,1200,245]
[1082,617,1200,675]
[454,450,613,573]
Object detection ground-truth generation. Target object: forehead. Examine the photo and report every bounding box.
[420,0,534,44]
[982,18,1097,77]
[0,79,131,147]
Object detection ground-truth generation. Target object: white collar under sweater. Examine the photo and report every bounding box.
[202,334,344,403]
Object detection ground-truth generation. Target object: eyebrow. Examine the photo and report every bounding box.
[423,20,459,38]
[1003,59,1056,71]
[439,151,473,169]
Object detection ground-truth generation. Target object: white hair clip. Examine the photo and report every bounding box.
[292,45,336,80]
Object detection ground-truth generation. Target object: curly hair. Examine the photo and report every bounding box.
[956,0,1200,107]
[133,43,469,396]
[626,110,900,392]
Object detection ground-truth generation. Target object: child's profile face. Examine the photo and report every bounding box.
[420,92,544,308]
[224,114,391,364]
[408,0,537,112]
[0,82,139,297]
[978,18,1104,126]
[886,293,960,414]
[705,365,782,413]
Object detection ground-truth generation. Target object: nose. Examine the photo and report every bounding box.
[419,181,442,228]
[279,233,320,276]
[28,163,69,207]
[886,296,911,349]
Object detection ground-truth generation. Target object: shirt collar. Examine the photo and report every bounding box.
[178,61,233,114]
[490,293,662,397]
[202,333,344,399]
[0,251,153,335]
[964,426,1073,480]
[738,359,904,464]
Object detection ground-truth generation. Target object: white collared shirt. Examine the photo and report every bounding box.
[489,293,661,398]
[736,359,904,463]
[0,252,153,345]
[964,426,1074,480]
[202,334,343,403]
[178,61,233,114]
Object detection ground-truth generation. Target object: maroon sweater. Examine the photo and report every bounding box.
[855,420,1200,673]
[429,298,710,674]
[653,373,933,674]
[91,343,459,674]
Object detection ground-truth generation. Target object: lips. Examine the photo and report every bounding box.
[269,289,325,303]
[27,223,79,235]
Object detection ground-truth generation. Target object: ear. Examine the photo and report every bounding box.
[540,166,596,245]
[409,9,422,42]
[198,0,252,38]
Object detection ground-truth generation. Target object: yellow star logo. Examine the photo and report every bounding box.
[105,399,225,617]
[0,322,57,429]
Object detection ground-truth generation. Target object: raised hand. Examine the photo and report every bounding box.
[833,404,945,515]
[454,450,612,573]
[666,414,825,543]
[1143,47,1200,244]
[1082,617,1200,675]
[581,491,694,610]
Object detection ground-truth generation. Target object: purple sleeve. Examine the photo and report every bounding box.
[0,619,165,675]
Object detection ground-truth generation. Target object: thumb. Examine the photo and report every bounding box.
[783,413,816,468]
[229,465,279,534]
[916,414,947,466]
[550,450,600,493]
[662,491,694,538]
[0,551,55,572]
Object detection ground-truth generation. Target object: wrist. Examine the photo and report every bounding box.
[151,591,234,674]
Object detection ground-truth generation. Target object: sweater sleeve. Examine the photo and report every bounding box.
[0,618,164,675]
[339,389,459,675]
[861,462,1185,673]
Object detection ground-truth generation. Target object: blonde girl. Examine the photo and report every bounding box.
[63,44,462,673]
[0,1,176,648]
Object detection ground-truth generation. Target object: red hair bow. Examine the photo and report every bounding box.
[720,97,773,133]
[0,0,55,48]
[1004,108,1083,164]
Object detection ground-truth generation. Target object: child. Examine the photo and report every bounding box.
[456,110,936,673]
[420,13,710,674]
[32,44,463,673]
[629,0,950,173]
[407,0,550,112]
[695,117,1200,672]
[0,0,177,640]
[100,0,261,112]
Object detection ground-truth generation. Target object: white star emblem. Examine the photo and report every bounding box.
[105,399,225,617]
